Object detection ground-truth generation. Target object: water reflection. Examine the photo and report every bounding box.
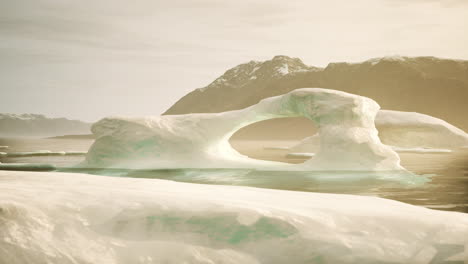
[1,137,467,213]
[58,149,468,213]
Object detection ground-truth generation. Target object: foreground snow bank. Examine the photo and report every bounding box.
[0,171,467,264]
[83,88,402,171]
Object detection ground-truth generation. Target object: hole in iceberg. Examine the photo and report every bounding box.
[229,117,318,164]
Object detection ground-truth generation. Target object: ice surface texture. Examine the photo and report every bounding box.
[83,88,402,171]
[1,171,467,264]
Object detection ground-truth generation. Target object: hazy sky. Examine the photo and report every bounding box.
[1,0,467,122]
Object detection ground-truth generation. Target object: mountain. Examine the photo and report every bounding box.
[164,55,468,139]
[0,113,92,137]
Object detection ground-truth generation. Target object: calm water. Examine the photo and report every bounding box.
[0,137,92,166]
[1,137,467,213]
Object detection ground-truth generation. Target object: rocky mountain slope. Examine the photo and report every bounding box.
[164,55,468,138]
[0,113,91,137]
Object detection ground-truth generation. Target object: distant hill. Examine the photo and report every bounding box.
[164,55,468,139]
[0,113,92,137]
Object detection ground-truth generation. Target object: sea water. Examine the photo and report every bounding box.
[1,137,467,213]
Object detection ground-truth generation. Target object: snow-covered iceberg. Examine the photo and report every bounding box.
[289,134,321,153]
[83,88,402,171]
[376,110,468,149]
[289,110,468,155]
[390,147,452,153]
[1,171,467,264]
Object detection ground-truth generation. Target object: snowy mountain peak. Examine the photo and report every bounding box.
[366,55,406,64]
[0,113,91,136]
[269,55,314,75]
[325,56,468,69]
[325,56,410,69]
[200,55,319,92]
[0,113,47,121]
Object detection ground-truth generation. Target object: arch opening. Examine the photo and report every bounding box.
[229,117,318,164]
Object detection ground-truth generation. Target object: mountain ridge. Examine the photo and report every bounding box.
[0,113,92,137]
[164,55,468,133]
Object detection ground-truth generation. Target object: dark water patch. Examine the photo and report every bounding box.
[0,163,56,171]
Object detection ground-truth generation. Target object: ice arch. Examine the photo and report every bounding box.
[82,88,403,171]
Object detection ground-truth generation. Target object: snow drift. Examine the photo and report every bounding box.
[82,88,402,171]
[1,171,467,264]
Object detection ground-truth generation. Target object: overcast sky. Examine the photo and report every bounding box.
[1,0,467,122]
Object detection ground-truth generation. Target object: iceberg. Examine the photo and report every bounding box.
[289,134,321,153]
[83,88,402,171]
[289,110,468,155]
[389,147,452,153]
[376,110,468,149]
[285,152,315,159]
[1,171,467,264]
